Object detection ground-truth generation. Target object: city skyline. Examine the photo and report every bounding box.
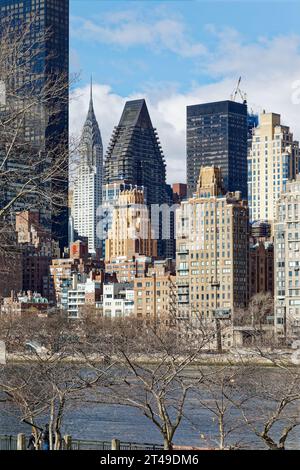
[70,0,300,184]
[2,1,300,453]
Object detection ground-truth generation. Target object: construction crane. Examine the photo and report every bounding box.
[231,76,247,104]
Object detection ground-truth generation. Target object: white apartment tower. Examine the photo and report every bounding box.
[73,81,103,254]
[248,111,299,223]
[274,176,300,340]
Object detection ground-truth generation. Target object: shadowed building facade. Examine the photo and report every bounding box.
[0,0,69,248]
[249,221,274,299]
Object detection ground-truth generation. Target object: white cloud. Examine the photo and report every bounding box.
[70,48,81,72]
[70,30,300,185]
[70,14,206,58]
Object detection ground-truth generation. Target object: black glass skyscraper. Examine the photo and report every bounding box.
[104,99,167,207]
[187,100,248,198]
[0,0,69,248]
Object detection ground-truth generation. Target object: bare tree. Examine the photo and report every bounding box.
[228,308,300,450]
[187,364,251,449]
[0,309,70,354]
[0,13,79,269]
[234,292,275,347]
[81,317,219,450]
[0,313,112,450]
[230,367,300,450]
[0,356,111,449]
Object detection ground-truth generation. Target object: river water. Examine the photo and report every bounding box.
[0,366,300,449]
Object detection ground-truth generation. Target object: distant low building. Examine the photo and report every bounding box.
[102,283,134,319]
[0,291,48,316]
[172,183,187,204]
[48,240,103,306]
[134,259,176,325]
[105,255,152,283]
[67,272,104,319]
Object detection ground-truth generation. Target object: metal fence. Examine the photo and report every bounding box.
[0,434,163,451]
[0,435,18,451]
[71,439,112,450]
[70,439,163,451]
[118,441,163,451]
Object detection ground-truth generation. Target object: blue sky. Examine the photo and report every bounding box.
[70,0,300,94]
[70,0,300,183]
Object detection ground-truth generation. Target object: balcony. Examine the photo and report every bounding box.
[177,249,189,255]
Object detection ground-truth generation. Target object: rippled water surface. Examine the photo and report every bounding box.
[1,366,300,449]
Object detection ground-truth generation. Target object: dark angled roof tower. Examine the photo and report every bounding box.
[104,99,167,206]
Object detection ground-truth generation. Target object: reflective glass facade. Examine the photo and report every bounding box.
[0,0,69,248]
[104,99,167,207]
[187,100,248,199]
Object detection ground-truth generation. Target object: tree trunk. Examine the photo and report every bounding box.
[54,395,65,450]
[49,400,55,451]
[219,415,225,450]
[163,437,172,450]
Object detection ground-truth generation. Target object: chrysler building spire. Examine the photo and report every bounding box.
[89,75,94,111]
[72,78,103,254]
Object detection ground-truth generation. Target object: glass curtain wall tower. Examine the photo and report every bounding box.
[187,100,248,199]
[104,99,167,207]
[0,0,69,248]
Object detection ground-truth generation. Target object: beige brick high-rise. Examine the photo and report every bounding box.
[176,167,249,336]
[105,188,157,262]
[134,260,176,324]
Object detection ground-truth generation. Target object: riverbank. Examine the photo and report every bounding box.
[3,348,300,366]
